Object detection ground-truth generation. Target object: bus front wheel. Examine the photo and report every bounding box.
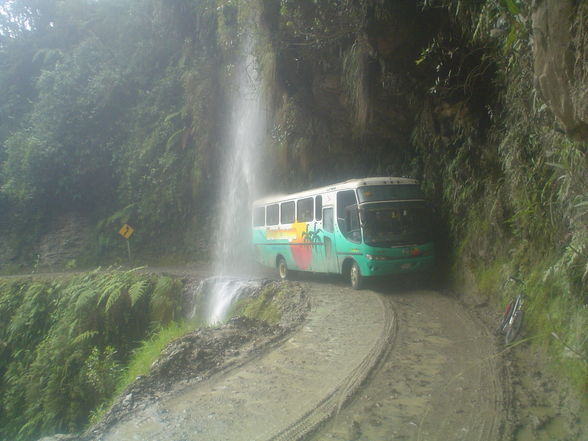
[277,257,289,281]
[350,261,363,290]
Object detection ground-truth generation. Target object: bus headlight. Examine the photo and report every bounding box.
[366,254,388,261]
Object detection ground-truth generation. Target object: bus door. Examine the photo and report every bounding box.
[321,207,339,273]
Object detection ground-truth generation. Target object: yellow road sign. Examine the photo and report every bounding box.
[118,224,135,239]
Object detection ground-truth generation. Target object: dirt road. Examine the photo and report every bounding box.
[309,284,509,441]
[91,280,393,441]
[77,273,585,441]
[82,277,506,441]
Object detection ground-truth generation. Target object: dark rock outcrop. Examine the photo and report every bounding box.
[532,0,588,140]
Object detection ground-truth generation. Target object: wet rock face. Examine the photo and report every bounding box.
[79,323,257,440]
[532,0,588,140]
[0,235,17,272]
[98,317,283,424]
[148,317,277,391]
[1,212,91,272]
[36,213,92,270]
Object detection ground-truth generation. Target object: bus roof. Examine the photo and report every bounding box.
[253,176,419,206]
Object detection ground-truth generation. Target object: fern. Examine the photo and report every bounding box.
[150,276,182,323]
[0,270,185,440]
[164,110,182,123]
[104,288,124,313]
[98,280,124,311]
[129,280,149,307]
[166,128,185,151]
[17,414,43,439]
[68,318,80,337]
[71,330,98,346]
[74,286,99,313]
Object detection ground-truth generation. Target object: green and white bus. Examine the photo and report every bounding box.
[252,177,434,289]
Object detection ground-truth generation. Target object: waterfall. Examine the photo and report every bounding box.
[186,277,263,325]
[205,33,267,324]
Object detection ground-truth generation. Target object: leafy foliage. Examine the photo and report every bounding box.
[0,0,223,263]
[0,269,185,441]
[0,0,585,405]
[235,285,282,325]
[413,0,588,391]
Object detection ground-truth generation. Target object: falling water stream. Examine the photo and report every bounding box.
[201,34,267,324]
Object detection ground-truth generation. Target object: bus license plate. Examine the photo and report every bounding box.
[401,263,412,270]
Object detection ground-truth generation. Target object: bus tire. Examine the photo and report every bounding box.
[277,257,289,281]
[350,261,363,290]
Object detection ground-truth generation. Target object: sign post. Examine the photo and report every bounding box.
[118,224,135,262]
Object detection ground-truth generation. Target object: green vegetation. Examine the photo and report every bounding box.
[0,0,223,265]
[0,0,586,424]
[0,269,185,441]
[117,321,197,390]
[232,283,287,325]
[265,0,588,392]
[0,270,289,440]
[88,319,200,426]
[411,0,588,392]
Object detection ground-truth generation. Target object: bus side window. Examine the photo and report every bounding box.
[297,197,313,222]
[315,195,322,221]
[323,208,334,233]
[281,201,295,224]
[253,206,265,227]
[267,204,279,226]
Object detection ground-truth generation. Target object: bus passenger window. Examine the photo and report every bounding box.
[323,208,334,233]
[267,204,279,226]
[253,206,265,227]
[315,196,322,220]
[281,201,295,224]
[297,198,313,222]
[337,190,357,236]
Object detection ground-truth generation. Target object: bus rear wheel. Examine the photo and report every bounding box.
[350,261,363,290]
[277,257,289,281]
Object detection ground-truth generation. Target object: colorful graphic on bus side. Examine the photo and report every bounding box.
[252,177,435,289]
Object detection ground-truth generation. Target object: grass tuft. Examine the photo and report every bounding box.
[89,319,203,426]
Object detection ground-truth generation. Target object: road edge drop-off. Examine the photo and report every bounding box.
[96,282,395,441]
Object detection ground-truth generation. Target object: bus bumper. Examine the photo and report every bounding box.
[361,255,435,277]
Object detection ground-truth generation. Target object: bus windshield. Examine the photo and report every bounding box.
[357,185,424,203]
[360,201,432,247]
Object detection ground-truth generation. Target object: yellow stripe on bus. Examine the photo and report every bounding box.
[266,228,297,241]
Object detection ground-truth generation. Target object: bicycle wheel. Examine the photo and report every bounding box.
[505,310,523,345]
[496,302,514,335]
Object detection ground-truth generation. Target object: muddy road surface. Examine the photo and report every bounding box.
[77,274,585,441]
[309,284,508,441]
[88,280,392,441]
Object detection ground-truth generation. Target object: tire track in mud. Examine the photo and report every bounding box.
[414,298,509,441]
[309,289,510,441]
[87,280,510,441]
[95,282,396,441]
[270,288,397,441]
